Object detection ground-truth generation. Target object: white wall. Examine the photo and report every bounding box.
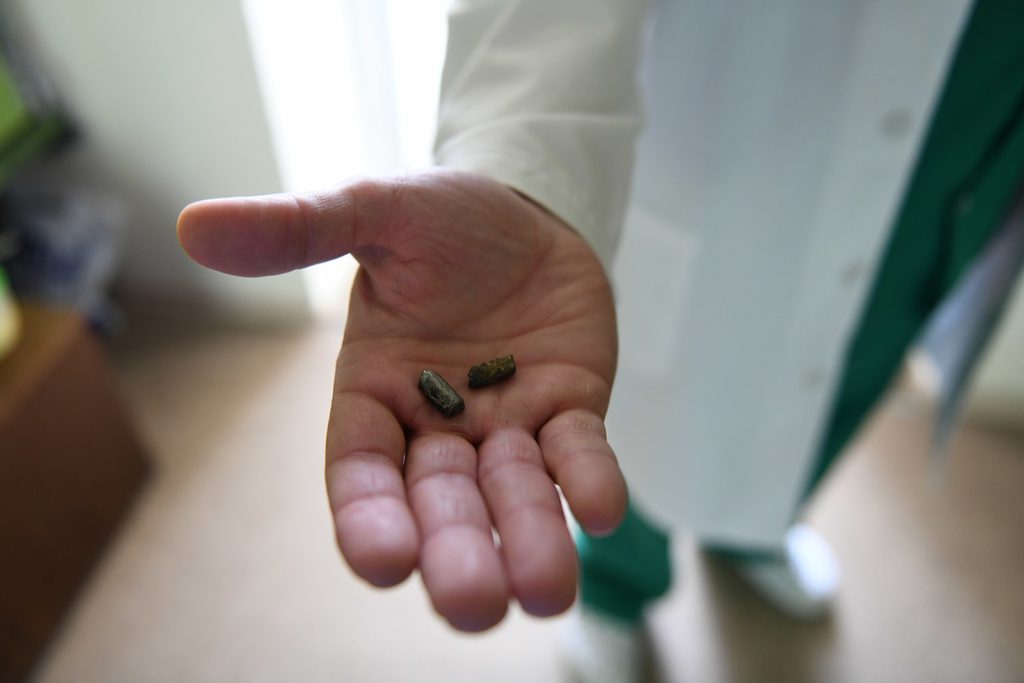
[11,0,309,324]
[239,0,448,320]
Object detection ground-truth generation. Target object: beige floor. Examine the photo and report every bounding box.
[30,315,1024,683]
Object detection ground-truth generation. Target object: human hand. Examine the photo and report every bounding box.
[177,169,627,631]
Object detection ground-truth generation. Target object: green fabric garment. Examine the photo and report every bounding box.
[803,0,1024,496]
[578,0,1024,622]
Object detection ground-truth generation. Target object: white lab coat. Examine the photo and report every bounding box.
[435,0,972,549]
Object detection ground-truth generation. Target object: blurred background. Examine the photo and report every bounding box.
[0,1,1021,682]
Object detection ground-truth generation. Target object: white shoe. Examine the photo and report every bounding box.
[724,524,841,620]
[560,607,649,683]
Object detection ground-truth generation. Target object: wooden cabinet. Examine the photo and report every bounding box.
[0,305,148,683]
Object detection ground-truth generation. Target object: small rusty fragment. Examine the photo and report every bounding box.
[418,369,465,417]
[467,354,516,388]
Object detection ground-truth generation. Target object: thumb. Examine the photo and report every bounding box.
[176,178,397,277]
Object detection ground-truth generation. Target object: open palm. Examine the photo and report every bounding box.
[178,170,627,632]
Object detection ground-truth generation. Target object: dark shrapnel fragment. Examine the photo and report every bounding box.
[418,369,465,417]
[467,354,516,388]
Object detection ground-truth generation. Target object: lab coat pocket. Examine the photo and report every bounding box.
[612,204,699,380]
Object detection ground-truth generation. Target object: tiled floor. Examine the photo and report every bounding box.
[29,315,1024,683]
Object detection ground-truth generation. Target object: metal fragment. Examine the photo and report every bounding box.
[418,369,465,417]
[467,354,516,388]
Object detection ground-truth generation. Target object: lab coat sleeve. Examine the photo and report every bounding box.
[434,0,651,269]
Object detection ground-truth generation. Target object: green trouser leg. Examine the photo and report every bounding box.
[578,0,1024,622]
[576,503,672,623]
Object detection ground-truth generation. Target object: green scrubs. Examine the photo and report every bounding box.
[578,0,1024,622]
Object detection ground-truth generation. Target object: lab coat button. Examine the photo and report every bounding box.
[804,367,827,389]
[879,108,912,140]
[841,261,866,286]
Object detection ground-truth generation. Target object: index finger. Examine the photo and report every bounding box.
[324,391,418,587]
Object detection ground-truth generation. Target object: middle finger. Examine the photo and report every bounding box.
[406,432,509,631]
